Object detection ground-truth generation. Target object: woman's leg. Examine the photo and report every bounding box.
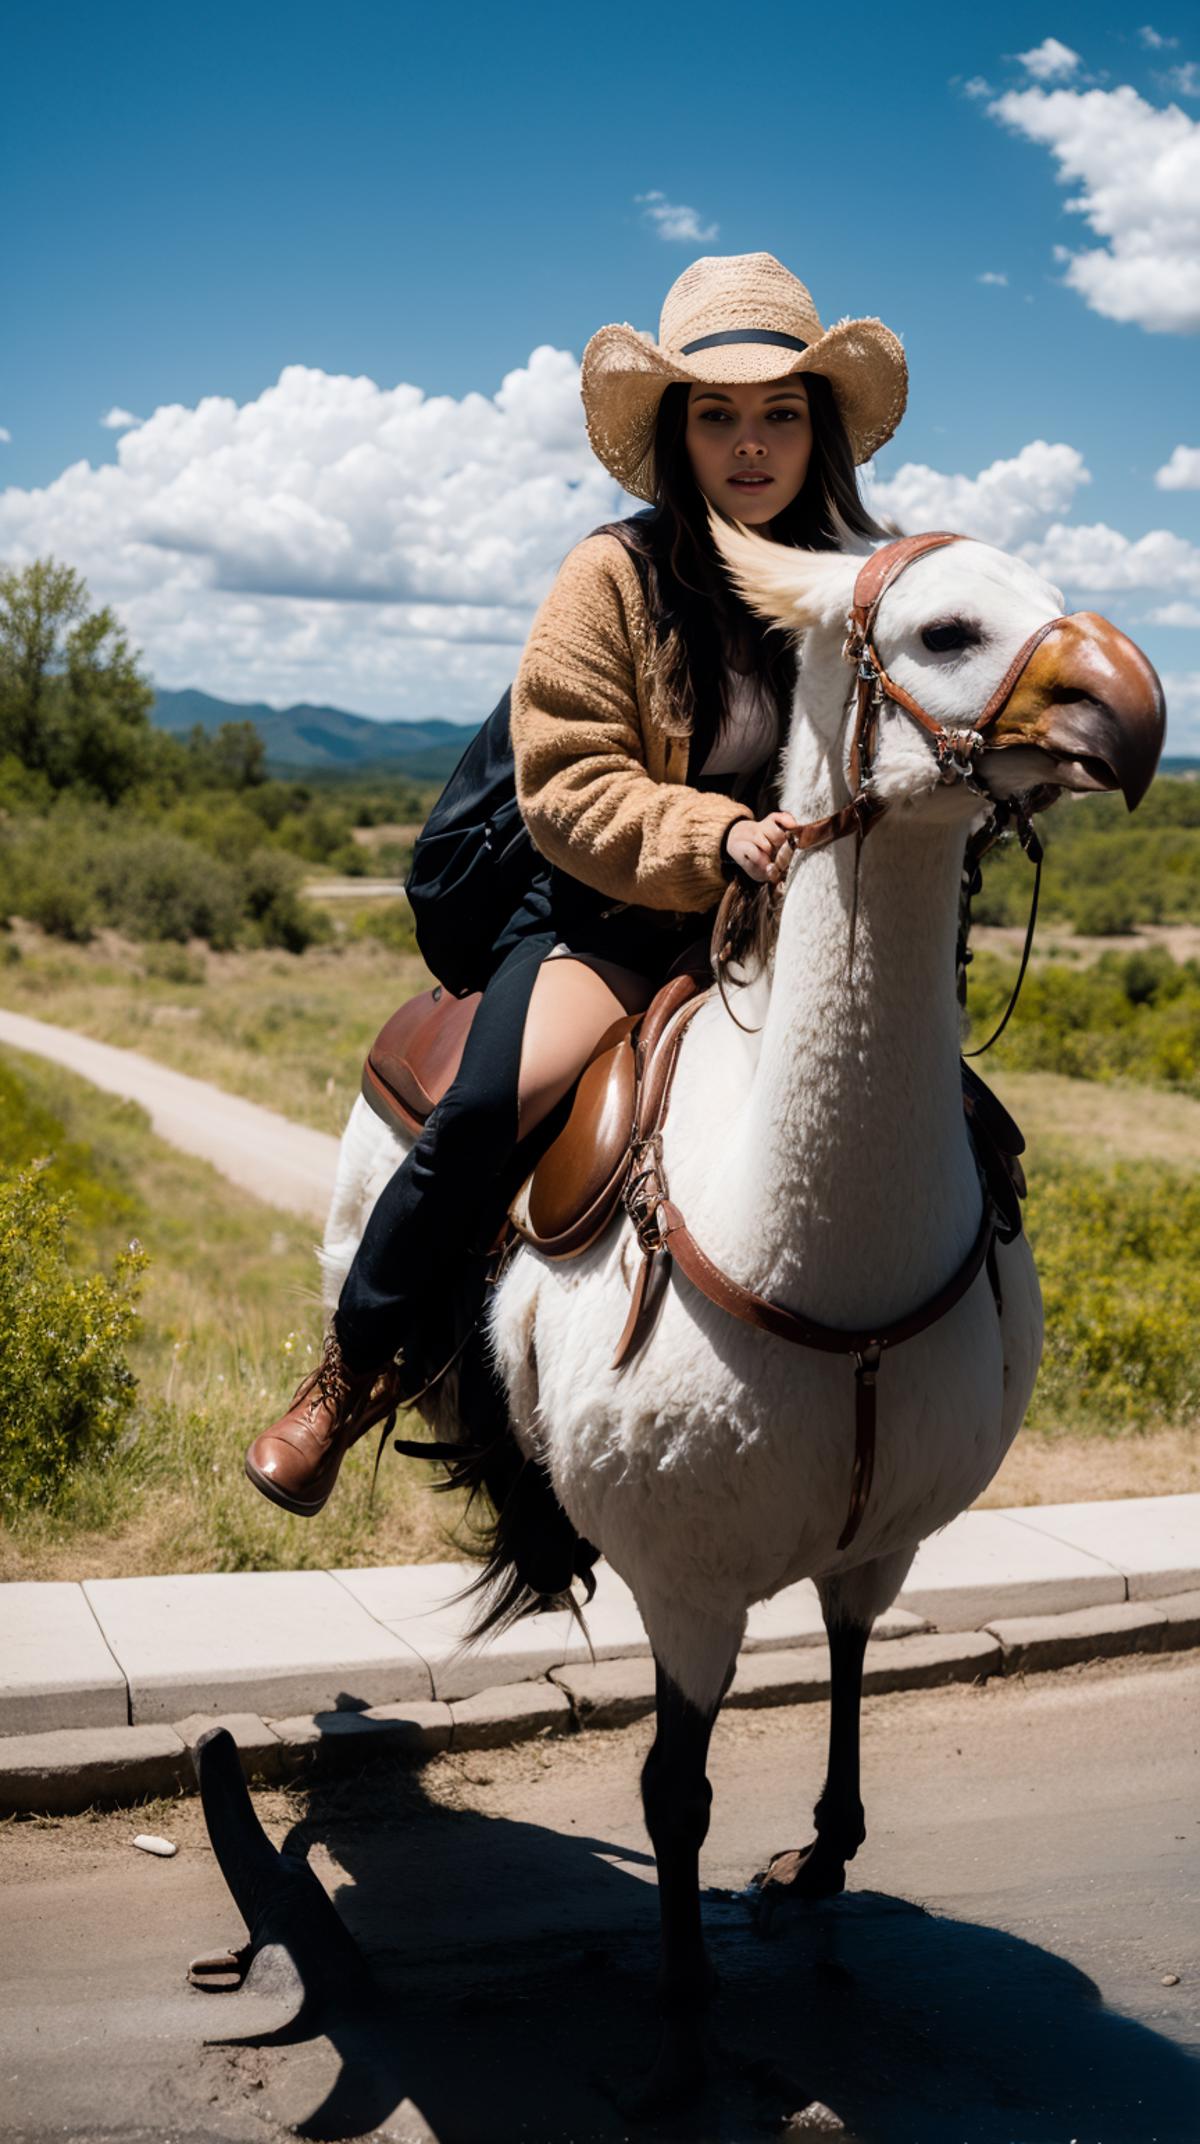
[334,948,654,1373]
[515,951,655,1139]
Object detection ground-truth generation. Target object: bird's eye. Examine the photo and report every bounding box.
[921,619,978,653]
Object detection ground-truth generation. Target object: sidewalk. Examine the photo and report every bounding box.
[2,1495,1197,1813]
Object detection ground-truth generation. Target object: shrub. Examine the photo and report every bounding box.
[0,809,325,952]
[966,947,1200,1093]
[89,826,245,946]
[142,942,207,986]
[969,781,1200,934]
[327,841,369,877]
[1070,885,1139,937]
[1027,1155,1200,1429]
[20,863,98,942]
[0,1165,147,1511]
[235,847,325,951]
[352,900,419,957]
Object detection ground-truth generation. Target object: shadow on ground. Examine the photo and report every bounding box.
[201,1743,1199,2144]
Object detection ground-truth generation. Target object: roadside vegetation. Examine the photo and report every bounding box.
[971,779,1200,934]
[0,1050,464,1582]
[0,559,435,954]
[965,943,1200,1094]
[0,918,425,1136]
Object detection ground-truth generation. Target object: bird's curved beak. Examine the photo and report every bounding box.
[984,613,1166,810]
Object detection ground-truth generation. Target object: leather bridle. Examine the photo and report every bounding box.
[779,529,1067,859]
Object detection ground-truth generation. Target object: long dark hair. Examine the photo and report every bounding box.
[617,374,885,768]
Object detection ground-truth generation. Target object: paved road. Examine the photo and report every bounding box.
[0,1009,338,1223]
[1,1656,1196,2143]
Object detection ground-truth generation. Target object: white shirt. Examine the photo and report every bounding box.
[699,668,778,780]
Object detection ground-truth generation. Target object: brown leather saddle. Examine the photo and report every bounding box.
[361,976,1026,1274]
[361,970,708,1258]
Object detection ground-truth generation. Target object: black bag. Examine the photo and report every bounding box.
[404,686,538,998]
[406,516,655,998]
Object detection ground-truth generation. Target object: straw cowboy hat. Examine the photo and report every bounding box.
[581,251,907,501]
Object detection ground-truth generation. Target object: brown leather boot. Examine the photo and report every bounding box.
[244,1330,405,1517]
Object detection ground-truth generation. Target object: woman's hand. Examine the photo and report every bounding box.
[723,810,800,887]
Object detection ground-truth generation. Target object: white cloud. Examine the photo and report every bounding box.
[1161,671,1200,749]
[0,353,628,720]
[1165,61,1200,96]
[867,442,1200,715]
[101,407,142,431]
[977,270,1009,285]
[0,428,10,445]
[867,440,1089,547]
[1150,601,1200,625]
[962,75,995,99]
[1015,37,1081,82]
[1156,444,1200,489]
[1138,26,1178,50]
[1024,520,1200,596]
[987,78,1200,332]
[635,190,719,243]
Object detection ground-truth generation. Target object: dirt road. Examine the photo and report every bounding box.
[1,1656,1196,2143]
[0,1008,338,1223]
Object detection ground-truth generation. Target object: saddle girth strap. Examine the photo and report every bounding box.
[655,1196,997,1361]
[612,986,1003,1550]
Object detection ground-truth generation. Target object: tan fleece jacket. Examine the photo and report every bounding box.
[511,533,755,913]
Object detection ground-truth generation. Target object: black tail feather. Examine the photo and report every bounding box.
[394,1250,600,1639]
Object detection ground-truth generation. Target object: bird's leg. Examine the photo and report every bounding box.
[621,1659,729,2117]
[756,1617,870,1914]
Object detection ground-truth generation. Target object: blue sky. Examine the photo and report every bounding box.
[3,2,1198,740]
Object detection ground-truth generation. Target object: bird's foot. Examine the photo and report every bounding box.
[752,1839,849,1931]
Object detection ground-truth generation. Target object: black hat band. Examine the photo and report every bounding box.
[679,328,810,356]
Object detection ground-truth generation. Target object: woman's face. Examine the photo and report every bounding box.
[684,377,813,527]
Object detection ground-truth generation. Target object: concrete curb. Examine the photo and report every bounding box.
[2,1589,1197,1816]
[6,1495,1198,1739]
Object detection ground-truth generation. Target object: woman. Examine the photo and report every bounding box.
[244,251,906,1515]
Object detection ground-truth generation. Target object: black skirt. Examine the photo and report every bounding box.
[483,769,760,985]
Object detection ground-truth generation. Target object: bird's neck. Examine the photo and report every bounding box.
[713,758,981,1326]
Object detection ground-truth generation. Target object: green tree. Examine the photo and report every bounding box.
[0,557,156,802]
[209,719,267,789]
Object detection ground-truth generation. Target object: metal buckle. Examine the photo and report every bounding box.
[936,727,986,785]
[623,1134,669,1256]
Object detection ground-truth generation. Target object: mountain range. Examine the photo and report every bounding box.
[149,685,478,780]
[151,684,1199,785]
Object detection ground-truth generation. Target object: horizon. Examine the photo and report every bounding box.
[149,680,1200,771]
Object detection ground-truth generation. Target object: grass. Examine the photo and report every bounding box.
[0,914,428,1136]
[979,1423,1199,1507]
[0,1048,466,1583]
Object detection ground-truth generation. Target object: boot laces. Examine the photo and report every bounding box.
[305,1334,365,1418]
